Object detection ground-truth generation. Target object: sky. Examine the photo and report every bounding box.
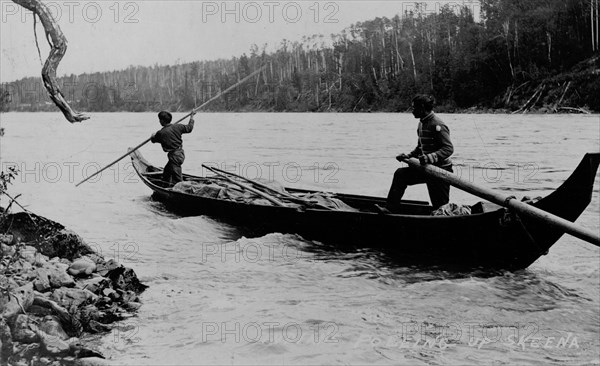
[0,0,481,82]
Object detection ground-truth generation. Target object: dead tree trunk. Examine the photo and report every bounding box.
[12,0,89,122]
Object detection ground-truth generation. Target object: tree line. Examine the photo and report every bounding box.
[1,0,599,114]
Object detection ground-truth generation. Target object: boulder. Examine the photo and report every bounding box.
[9,258,33,274]
[106,266,148,294]
[0,317,13,362]
[78,276,110,295]
[34,268,52,292]
[0,234,13,245]
[37,330,71,356]
[50,288,98,308]
[1,243,15,256]
[124,301,142,311]
[11,314,38,343]
[12,342,40,362]
[42,263,76,288]
[0,282,34,320]
[68,257,97,277]
[27,304,54,317]
[95,259,120,276]
[20,245,45,266]
[38,315,69,340]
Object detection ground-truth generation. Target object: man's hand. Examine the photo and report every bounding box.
[418,153,438,165]
[395,153,410,162]
[190,110,196,121]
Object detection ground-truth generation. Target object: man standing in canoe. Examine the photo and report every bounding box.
[151,110,195,185]
[387,95,454,211]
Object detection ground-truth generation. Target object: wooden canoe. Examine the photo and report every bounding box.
[130,150,599,271]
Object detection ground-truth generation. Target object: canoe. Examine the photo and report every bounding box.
[130,150,600,271]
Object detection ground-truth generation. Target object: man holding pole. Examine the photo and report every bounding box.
[387,95,454,211]
[151,110,195,185]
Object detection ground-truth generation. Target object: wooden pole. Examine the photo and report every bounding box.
[204,165,329,209]
[75,65,268,187]
[202,165,289,207]
[402,157,600,247]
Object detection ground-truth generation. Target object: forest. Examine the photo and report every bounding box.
[1,0,599,114]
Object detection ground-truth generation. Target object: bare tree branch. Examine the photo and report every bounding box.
[11,0,90,123]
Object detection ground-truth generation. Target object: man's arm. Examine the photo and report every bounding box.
[181,112,195,134]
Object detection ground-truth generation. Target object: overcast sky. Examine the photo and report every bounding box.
[0,0,480,82]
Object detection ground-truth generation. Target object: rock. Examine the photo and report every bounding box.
[39,315,70,340]
[124,301,142,311]
[69,258,97,277]
[10,258,33,273]
[95,259,120,276]
[34,268,52,292]
[102,288,117,299]
[27,304,54,317]
[1,243,15,256]
[0,317,13,362]
[87,320,112,333]
[0,282,34,320]
[106,266,148,294]
[20,245,46,266]
[38,357,53,366]
[51,288,98,308]
[10,314,39,343]
[78,276,109,295]
[68,339,105,359]
[120,290,138,304]
[38,330,71,355]
[0,275,18,290]
[0,234,13,245]
[13,341,40,360]
[42,262,76,288]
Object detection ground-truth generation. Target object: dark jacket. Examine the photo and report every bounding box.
[408,112,453,166]
[151,121,194,152]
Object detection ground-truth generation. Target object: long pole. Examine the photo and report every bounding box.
[75,65,268,187]
[402,157,600,247]
[203,165,328,208]
[202,165,288,207]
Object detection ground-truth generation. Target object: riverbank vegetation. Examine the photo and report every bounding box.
[1,0,599,114]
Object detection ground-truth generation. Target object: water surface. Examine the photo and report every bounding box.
[0,112,598,365]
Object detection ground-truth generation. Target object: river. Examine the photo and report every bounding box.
[0,112,598,365]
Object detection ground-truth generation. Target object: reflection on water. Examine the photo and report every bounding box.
[0,112,598,365]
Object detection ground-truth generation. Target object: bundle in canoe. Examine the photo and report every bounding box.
[130,149,600,271]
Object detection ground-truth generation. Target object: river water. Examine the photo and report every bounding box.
[0,112,598,365]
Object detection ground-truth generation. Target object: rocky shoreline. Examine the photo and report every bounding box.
[0,212,147,365]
